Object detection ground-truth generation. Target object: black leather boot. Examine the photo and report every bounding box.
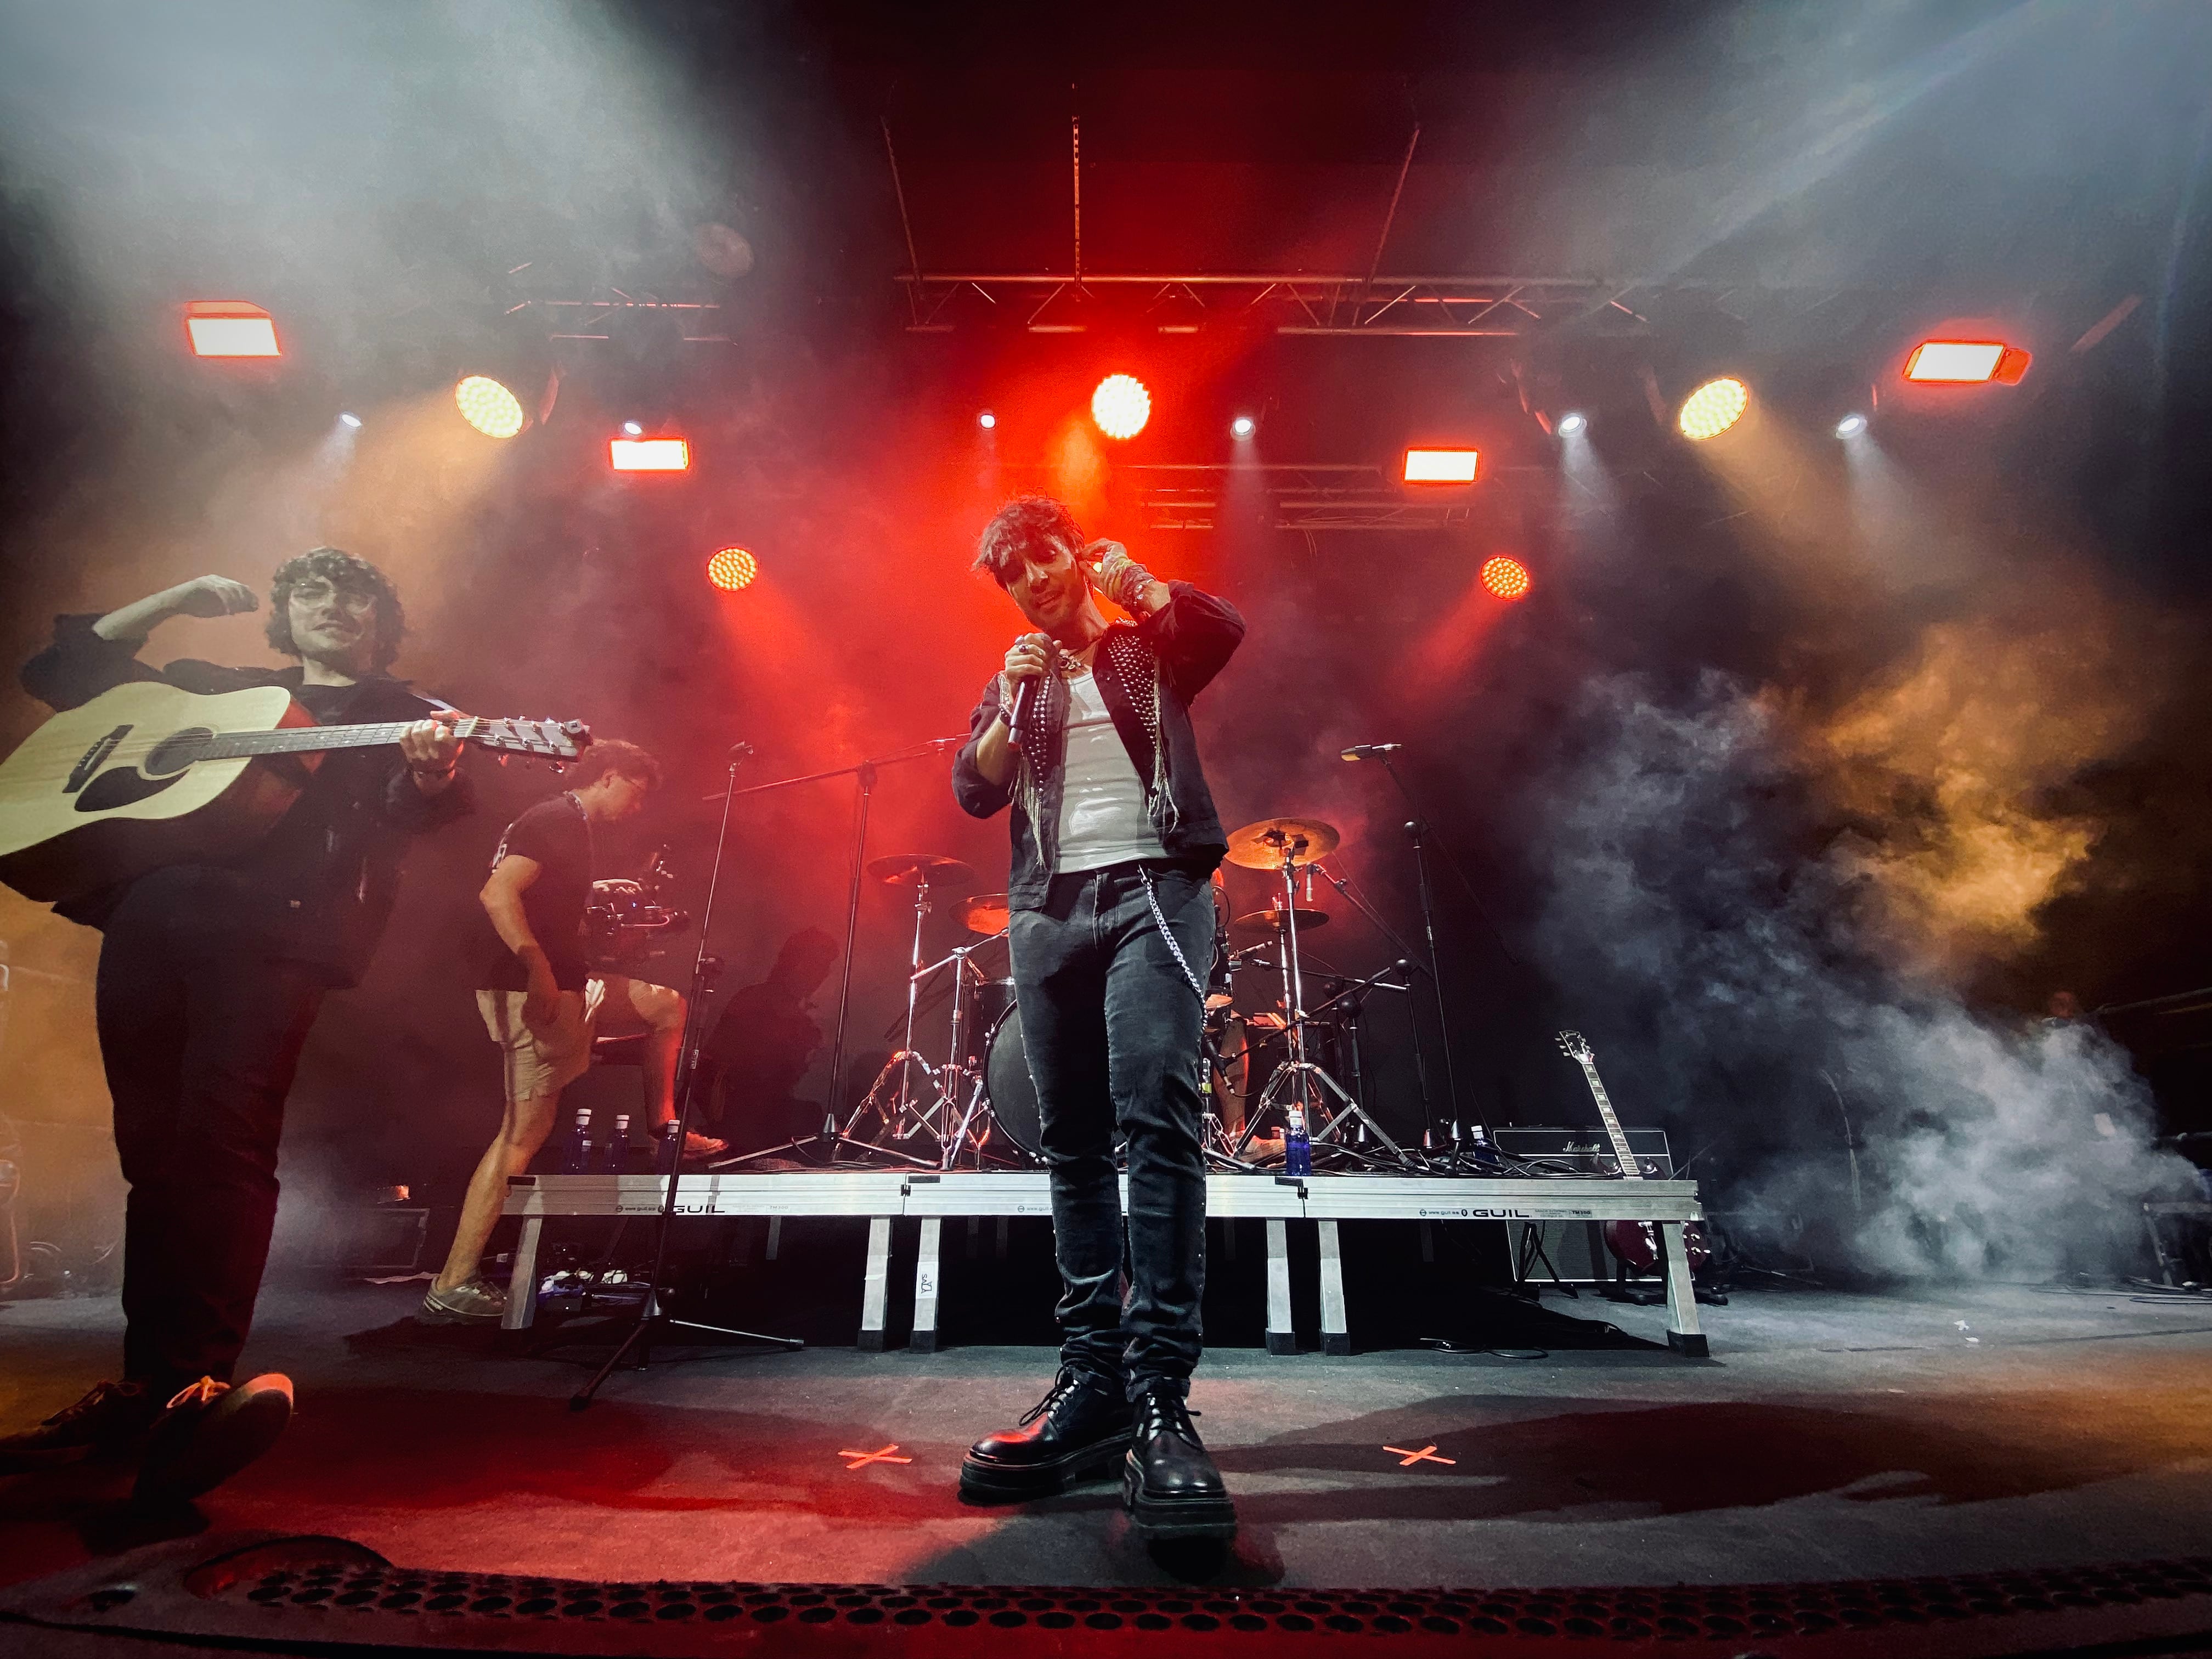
[960,1369,1135,1502]
[1122,1381,1237,1541]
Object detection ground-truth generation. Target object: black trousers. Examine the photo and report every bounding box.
[1009,860,1214,1397]
[93,871,327,1394]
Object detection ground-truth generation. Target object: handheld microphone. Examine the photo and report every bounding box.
[1007,641,1059,747]
[729,742,755,759]
[1340,743,1404,761]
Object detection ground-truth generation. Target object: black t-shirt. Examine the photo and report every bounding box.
[479,794,595,991]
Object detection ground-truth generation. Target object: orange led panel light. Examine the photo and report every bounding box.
[1480,555,1532,600]
[706,547,758,591]
[1903,340,2032,383]
[185,301,281,358]
[1403,447,1480,484]
[610,438,691,472]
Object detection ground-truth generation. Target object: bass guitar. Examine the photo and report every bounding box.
[0,681,589,904]
[1554,1029,1712,1277]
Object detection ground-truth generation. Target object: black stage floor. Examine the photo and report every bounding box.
[5,1274,2211,1608]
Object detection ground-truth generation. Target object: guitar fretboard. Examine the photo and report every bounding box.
[1574,1060,1644,1181]
[195,720,481,761]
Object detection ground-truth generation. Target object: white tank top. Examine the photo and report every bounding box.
[1054,666,1166,873]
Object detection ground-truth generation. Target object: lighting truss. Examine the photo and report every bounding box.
[889,272,1685,337]
[1121,465,1488,533]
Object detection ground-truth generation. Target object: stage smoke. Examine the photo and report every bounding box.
[1531,674,2192,1280]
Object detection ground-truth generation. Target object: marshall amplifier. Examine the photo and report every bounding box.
[1492,1125,1675,1179]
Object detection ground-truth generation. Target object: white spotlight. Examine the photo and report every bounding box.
[1836,414,1868,438]
[338,411,362,429]
[978,410,997,430]
[1230,414,1255,439]
[1557,411,1588,436]
[622,420,644,437]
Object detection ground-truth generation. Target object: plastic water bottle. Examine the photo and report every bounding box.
[1283,1102,1313,1177]
[605,1113,632,1174]
[562,1108,594,1175]
[656,1120,682,1173]
[1465,1122,1503,1172]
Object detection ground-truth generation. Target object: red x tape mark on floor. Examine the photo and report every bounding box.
[839,1444,913,1469]
[1383,1443,1457,1467]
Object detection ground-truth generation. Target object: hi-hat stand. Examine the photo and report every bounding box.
[571,745,802,1410]
[1230,827,1413,1168]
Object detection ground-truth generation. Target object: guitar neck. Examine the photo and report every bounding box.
[198,719,481,762]
[1573,1059,1644,1180]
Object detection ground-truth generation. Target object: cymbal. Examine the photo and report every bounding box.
[867,853,977,890]
[1223,817,1341,868]
[957,893,1012,935]
[1233,906,1330,935]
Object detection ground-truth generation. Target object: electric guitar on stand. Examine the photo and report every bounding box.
[0,681,590,903]
[1554,1030,1713,1280]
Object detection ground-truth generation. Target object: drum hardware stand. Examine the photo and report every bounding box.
[843,868,951,1150]
[1303,957,1415,1130]
[710,737,963,1172]
[932,932,1008,1167]
[572,746,801,1410]
[1231,830,1413,1169]
[1307,861,1438,1152]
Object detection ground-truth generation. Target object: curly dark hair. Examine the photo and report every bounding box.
[266,547,406,672]
[568,738,662,792]
[973,495,1085,588]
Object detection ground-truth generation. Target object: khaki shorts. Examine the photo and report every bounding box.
[477,986,599,1104]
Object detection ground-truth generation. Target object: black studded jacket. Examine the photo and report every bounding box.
[952,582,1245,910]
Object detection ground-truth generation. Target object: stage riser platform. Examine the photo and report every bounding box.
[500,1172,1710,1357]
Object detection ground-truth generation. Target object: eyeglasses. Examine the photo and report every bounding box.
[289,582,379,614]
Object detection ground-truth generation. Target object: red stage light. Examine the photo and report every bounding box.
[610,437,690,472]
[706,547,758,591]
[185,301,280,358]
[1480,555,1531,600]
[1903,340,2031,383]
[1091,375,1151,439]
[1404,447,1480,484]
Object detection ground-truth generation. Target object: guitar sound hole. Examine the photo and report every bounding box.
[143,728,215,777]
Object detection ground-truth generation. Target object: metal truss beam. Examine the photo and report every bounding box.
[1125,464,1487,533]
[890,272,1664,337]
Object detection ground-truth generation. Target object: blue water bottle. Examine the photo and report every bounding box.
[562,1108,594,1175]
[603,1113,632,1174]
[1283,1102,1313,1177]
[656,1120,682,1173]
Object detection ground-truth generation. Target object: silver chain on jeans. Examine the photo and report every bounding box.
[1137,868,1209,1010]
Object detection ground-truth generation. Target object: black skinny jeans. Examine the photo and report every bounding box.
[1009,860,1214,1398]
[94,870,328,1395]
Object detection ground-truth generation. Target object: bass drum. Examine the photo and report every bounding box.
[982,999,1246,1160]
[984,1001,1045,1160]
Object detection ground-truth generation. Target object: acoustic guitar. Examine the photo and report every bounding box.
[0,681,590,904]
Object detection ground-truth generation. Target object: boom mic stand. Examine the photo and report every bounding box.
[714,736,963,1171]
[1308,860,1437,1149]
[572,744,802,1410]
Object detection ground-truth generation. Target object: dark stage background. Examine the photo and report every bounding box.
[3,2,2210,1286]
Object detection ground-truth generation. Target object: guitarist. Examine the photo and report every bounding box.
[0,550,471,1504]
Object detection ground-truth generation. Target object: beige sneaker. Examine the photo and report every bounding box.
[419,1278,507,1323]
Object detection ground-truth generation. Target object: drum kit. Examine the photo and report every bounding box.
[830,817,1420,1172]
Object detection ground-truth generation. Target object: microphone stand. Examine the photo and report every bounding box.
[712,736,961,1171]
[1373,752,1466,1131]
[571,746,802,1409]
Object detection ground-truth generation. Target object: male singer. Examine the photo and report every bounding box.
[951,495,1245,1542]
